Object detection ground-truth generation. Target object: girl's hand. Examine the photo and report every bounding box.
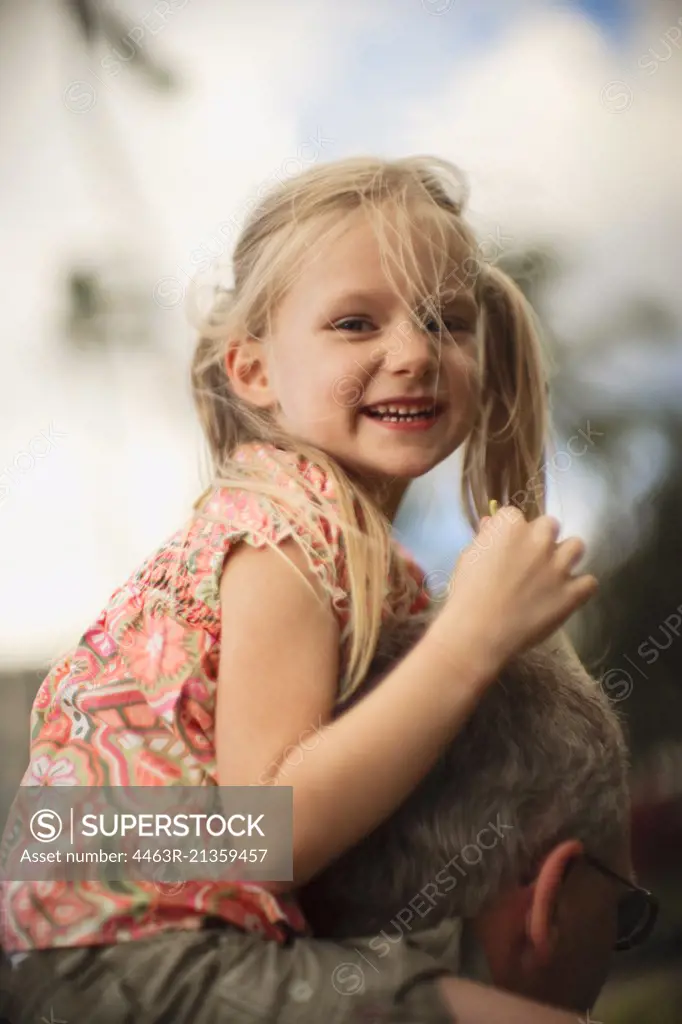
[435,506,598,678]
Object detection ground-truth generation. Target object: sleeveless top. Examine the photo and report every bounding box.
[0,442,430,952]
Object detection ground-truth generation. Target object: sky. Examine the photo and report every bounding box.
[0,0,680,665]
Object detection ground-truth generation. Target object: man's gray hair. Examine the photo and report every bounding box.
[300,616,629,938]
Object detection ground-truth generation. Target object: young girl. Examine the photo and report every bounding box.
[1,155,598,1023]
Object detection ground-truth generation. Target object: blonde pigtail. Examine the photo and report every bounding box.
[461,264,550,527]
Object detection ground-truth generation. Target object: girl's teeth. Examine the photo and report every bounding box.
[365,406,436,422]
[369,405,434,415]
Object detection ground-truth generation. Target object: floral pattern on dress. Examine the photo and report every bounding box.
[0,442,431,952]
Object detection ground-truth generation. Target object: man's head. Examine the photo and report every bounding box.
[300,618,633,1014]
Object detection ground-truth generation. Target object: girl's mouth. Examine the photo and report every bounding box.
[360,402,443,430]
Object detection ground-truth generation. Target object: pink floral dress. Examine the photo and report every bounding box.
[0,442,430,952]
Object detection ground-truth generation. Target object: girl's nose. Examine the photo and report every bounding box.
[382,320,438,377]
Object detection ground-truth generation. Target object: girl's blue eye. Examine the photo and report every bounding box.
[331,314,476,336]
[424,317,475,336]
[333,317,374,333]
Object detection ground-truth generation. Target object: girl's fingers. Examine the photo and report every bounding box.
[567,572,599,608]
[555,536,586,575]
[499,505,526,524]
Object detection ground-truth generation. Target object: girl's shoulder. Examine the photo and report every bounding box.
[218,443,431,604]
[172,441,349,625]
[114,441,428,650]
[110,443,427,633]
[187,441,431,631]
[213,440,339,509]
[233,439,333,485]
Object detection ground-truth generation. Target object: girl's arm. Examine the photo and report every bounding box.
[216,538,494,891]
[216,507,596,891]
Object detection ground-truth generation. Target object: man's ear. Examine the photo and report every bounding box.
[525,839,583,964]
[224,338,277,409]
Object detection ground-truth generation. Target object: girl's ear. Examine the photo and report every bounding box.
[224,338,276,409]
[461,265,549,526]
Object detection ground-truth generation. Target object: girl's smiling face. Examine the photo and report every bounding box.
[229,207,482,515]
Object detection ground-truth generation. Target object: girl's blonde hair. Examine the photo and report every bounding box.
[190,155,549,701]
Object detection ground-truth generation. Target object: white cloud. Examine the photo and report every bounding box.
[403,4,682,242]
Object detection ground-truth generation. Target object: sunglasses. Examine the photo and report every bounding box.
[578,854,659,951]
